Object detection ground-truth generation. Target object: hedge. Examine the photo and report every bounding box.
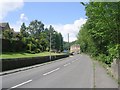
[2,39,26,52]
[2,54,69,71]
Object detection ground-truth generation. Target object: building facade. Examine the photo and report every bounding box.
[70,44,80,54]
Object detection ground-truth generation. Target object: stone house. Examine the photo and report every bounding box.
[70,44,80,54]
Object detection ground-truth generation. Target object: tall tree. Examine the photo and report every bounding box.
[28,20,44,38]
[20,22,28,38]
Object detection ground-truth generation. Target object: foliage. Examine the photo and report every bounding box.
[2,20,64,54]
[77,2,120,65]
[2,29,13,39]
[20,23,28,38]
[19,20,64,53]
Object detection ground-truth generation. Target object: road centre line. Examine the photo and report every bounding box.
[64,63,71,67]
[43,68,60,76]
[64,64,68,67]
[10,79,32,89]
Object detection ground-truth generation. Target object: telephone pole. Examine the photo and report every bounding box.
[68,33,70,55]
[50,33,51,60]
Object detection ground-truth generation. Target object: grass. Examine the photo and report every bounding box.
[1,52,65,59]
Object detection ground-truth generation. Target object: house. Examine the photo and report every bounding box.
[70,44,80,54]
[0,22,20,40]
[0,23,11,31]
[0,22,12,39]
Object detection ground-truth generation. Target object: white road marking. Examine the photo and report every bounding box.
[64,64,68,67]
[10,80,32,89]
[64,63,71,67]
[43,68,60,76]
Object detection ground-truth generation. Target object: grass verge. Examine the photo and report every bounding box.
[1,52,65,59]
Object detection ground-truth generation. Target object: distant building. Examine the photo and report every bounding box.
[70,44,80,54]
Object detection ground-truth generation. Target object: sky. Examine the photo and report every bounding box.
[0,1,87,42]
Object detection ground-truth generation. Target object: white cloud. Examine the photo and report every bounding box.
[46,18,87,42]
[20,13,28,21]
[11,13,28,32]
[0,0,24,21]
[16,13,28,25]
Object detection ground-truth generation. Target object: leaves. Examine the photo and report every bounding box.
[19,20,64,53]
[78,2,120,64]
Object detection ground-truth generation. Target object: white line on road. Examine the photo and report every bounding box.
[64,64,68,67]
[43,68,60,76]
[10,79,32,89]
[64,63,71,67]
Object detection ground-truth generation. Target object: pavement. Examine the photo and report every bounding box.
[1,54,118,89]
[94,61,118,88]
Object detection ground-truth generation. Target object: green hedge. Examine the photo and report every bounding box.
[2,39,26,52]
[2,54,69,71]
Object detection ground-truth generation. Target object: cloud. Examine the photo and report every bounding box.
[17,13,28,25]
[11,13,28,32]
[0,0,24,21]
[46,18,87,42]
[20,13,28,21]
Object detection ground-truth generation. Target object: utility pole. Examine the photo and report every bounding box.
[68,33,70,55]
[50,33,51,60]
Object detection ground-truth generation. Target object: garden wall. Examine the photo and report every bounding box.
[2,54,69,71]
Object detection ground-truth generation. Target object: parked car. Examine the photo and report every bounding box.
[70,52,74,55]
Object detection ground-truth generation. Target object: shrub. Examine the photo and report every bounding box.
[26,50,31,53]
[108,44,119,59]
[96,54,112,66]
[35,48,41,53]
[26,50,35,54]
[30,51,36,54]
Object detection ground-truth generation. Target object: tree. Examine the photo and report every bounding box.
[39,32,48,51]
[77,2,120,64]
[48,25,56,51]
[20,23,28,38]
[2,29,13,40]
[59,33,64,52]
[28,20,44,38]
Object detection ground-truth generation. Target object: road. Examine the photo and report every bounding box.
[2,54,118,89]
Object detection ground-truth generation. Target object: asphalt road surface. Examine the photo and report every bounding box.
[2,54,118,89]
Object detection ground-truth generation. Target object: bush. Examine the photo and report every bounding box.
[104,56,112,66]
[35,48,41,53]
[96,54,112,66]
[26,50,31,53]
[2,39,26,52]
[26,50,35,54]
[108,44,119,59]
[30,51,36,54]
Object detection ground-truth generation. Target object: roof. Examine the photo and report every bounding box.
[0,23,8,27]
